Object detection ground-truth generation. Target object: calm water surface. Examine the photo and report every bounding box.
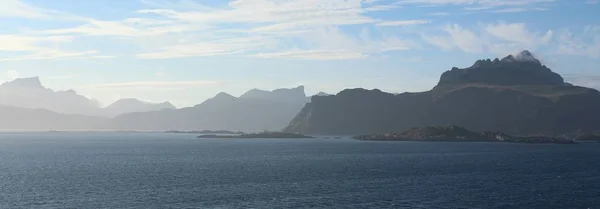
[0,133,598,209]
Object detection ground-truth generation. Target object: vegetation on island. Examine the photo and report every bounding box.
[353,125,576,144]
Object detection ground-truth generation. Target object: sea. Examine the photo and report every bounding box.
[0,132,598,209]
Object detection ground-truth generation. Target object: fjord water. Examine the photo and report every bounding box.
[0,133,598,209]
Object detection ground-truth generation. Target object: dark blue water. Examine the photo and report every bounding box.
[0,133,598,209]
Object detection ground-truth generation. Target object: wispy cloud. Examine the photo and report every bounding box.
[556,26,600,58]
[422,24,486,53]
[398,0,555,13]
[254,49,366,60]
[0,35,107,61]
[422,22,554,54]
[485,23,553,46]
[35,0,418,60]
[376,20,430,27]
[0,0,587,62]
[136,36,274,59]
[397,0,555,7]
[427,12,451,16]
[488,7,549,13]
[0,0,47,18]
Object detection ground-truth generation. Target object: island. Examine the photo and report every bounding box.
[197,131,315,139]
[353,125,576,144]
[166,130,245,134]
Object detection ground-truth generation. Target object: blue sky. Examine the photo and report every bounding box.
[0,0,599,107]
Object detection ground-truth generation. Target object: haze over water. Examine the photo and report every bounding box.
[1,133,598,208]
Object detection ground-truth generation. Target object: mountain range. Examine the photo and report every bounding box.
[0,77,175,117]
[3,50,600,134]
[0,79,312,131]
[285,51,600,135]
[111,86,309,131]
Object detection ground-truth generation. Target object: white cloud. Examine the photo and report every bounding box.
[488,7,548,13]
[397,0,554,7]
[258,26,415,60]
[0,0,47,18]
[43,18,206,37]
[422,22,554,54]
[422,24,485,53]
[427,12,451,16]
[0,35,106,61]
[0,70,20,83]
[376,20,430,27]
[255,49,366,60]
[398,0,555,13]
[485,22,553,45]
[137,36,275,59]
[0,0,82,20]
[36,0,417,60]
[556,26,600,58]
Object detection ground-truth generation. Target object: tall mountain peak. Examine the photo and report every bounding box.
[500,50,542,65]
[437,50,563,87]
[1,77,43,89]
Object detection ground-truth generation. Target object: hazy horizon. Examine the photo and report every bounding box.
[1,0,599,107]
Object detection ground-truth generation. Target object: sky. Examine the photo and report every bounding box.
[0,0,599,107]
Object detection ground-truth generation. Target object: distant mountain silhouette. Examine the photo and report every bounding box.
[285,50,600,135]
[0,77,177,118]
[0,105,107,131]
[314,92,331,97]
[240,86,308,103]
[104,98,175,117]
[0,77,101,116]
[111,86,308,131]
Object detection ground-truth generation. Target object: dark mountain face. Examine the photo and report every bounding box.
[111,86,308,131]
[285,51,600,135]
[437,51,564,86]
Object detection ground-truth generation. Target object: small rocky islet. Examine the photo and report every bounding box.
[353,125,577,144]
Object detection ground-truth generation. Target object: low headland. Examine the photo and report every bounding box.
[167,130,245,134]
[573,133,600,142]
[353,125,577,144]
[197,131,315,139]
